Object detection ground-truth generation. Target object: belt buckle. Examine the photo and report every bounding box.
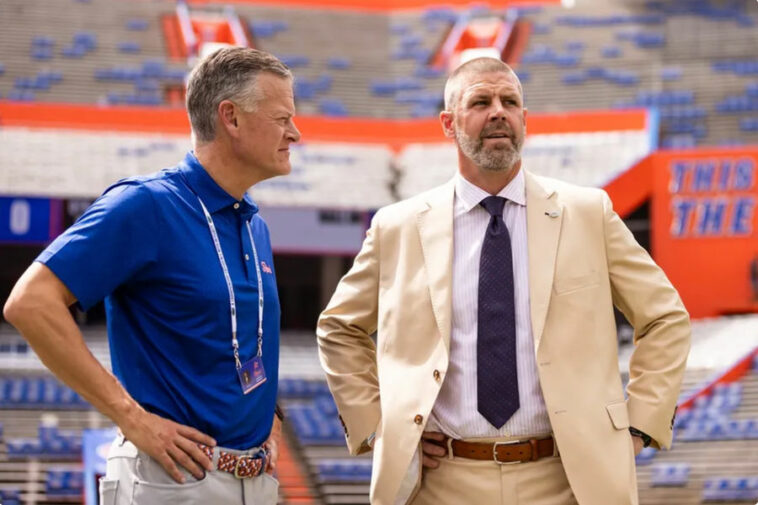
[493,440,524,465]
[233,455,254,479]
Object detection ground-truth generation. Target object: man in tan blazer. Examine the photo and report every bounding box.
[316,58,690,505]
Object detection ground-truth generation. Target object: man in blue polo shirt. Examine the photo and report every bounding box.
[3,47,300,504]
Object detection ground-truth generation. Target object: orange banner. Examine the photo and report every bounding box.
[651,148,758,318]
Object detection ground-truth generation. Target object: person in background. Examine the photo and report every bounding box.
[316,57,690,505]
[4,47,300,505]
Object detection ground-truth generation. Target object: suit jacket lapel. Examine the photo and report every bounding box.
[416,179,455,357]
[525,171,562,350]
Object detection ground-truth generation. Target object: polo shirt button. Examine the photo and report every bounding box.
[233,203,240,210]
[414,415,423,425]
[433,370,441,381]
[245,254,250,261]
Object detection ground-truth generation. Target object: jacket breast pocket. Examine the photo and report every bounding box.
[553,272,599,295]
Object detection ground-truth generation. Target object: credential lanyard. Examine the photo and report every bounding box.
[196,197,264,369]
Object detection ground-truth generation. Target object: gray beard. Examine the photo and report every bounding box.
[456,128,522,172]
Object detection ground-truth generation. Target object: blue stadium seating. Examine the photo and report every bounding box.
[531,23,552,35]
[118,41,141,54]
[0,489,22,505]
[327,57,351,70]
[390,23,411,36]
[651,463,690,487]
[410,104,440,118]
[712,60,758,76]
[319,98,348,117]
[0,376,90,409]
[6,423,83,459]
[249,20,288,39]
[279,379,345,446]
[6,90,35,102]
[317,459,372,483]
[635,446,657,465]
[279,378,330,398]
[703,477,758,502]
[674,381,758,441]
[125,19,149,31]
[46,468,84,497]
[661,67,682,81]
[421,6,458,24]
[277,55,309,68]
[415,66,445,80]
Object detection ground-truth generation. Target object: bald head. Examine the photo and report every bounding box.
[443,58,523,111]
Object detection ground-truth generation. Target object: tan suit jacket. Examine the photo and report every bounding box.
[316,171,691,505]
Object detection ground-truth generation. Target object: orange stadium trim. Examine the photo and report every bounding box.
[186,0,560,13]
[0,102,648,151]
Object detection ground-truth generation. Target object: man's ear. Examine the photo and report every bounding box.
[440,110,456,139]
[218,100,239,137]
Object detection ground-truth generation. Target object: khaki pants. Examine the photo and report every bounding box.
[410,436,577,505]
[99,436,279,505]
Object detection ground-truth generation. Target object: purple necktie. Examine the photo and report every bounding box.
[477,196,519,429]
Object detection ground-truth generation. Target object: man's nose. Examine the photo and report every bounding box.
[287,120,301,143]
[489,101,507,121]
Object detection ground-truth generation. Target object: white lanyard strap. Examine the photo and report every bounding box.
[246,220,264,357]
[197,197,264,369]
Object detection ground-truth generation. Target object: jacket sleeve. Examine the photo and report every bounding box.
[316,211,382,455]
[602,191,691,450]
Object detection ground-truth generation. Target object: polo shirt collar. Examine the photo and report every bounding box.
[179,151,259,216]
[454,167,527,215]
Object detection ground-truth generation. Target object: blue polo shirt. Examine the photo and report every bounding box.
[37,152,280,450]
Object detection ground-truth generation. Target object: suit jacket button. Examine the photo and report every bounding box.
[414,415,423,425]
[433,370,441,381]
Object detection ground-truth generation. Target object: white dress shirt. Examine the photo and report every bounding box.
[428,169,552,438]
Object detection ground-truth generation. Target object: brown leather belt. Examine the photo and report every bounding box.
[450,436,555,464]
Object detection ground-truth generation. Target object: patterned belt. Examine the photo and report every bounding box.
[197,443,268,478]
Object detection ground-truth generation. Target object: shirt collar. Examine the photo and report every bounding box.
[179,151,258,216]
[454,167,526,215]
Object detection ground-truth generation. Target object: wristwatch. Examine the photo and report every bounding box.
[629,427,651,447]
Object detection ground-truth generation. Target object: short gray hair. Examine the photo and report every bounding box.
[186,47,292,142]
[443,57,523,110]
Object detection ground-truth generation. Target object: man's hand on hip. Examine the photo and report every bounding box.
[421,431,447,469]
[264,415,282,475]
[631,434,645,456]
[121,408,216,483]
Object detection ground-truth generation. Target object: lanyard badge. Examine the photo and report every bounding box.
[197,197,266,395]
[238,356,266,394]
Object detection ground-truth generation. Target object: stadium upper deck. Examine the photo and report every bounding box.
[0,0,756,147]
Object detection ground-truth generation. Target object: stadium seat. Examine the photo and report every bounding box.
[118,41,141,54]
[125,19,149,31]
[327,57,351,70]
[46,468,84,497]
[651,463,690,487]
[318,98,348,117]
[634,446,657,465]
[0,489,22,505]
[601,46,622,58]
[277,55,309,68]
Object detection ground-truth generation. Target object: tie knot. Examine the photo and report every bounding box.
[480,196,506,217]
